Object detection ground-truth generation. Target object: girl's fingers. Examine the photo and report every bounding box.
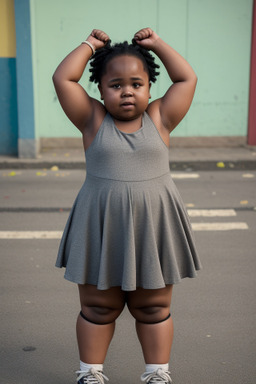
[134,27,153,40]
[91,29,110,42]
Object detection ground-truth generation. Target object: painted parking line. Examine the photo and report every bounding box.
[171,173,200,179]
[191,222,248,231]
[0,231,62,239]
[0,221,249,238]
[188,209,236,217]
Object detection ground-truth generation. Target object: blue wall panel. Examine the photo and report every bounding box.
[14,0,35,140]
[0,58,18,155]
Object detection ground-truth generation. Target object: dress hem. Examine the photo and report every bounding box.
[55,265,202,291]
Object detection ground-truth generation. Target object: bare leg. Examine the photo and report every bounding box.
[77,284,125,364]
[127,285,174,364]
[136,316,174,363]
[76,315,115,363]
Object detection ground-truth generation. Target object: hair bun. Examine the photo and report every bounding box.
[131,38,138,46]
[105,40,112,48]
[89,40,160,84]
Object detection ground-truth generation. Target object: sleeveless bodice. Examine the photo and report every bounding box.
[85,112,170,182]
[56,110,201,290]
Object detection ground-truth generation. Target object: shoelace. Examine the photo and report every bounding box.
[141,368,172,384]
[76,368,109,384]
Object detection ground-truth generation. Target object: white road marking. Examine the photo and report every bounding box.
[0,231,62,239]
[192,222,248,231]
[171,173,200,179]
[188,209,236,217]
[0,221,249,239]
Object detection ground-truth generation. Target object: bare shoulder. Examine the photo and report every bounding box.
[146,100,170,147]
[82,99,107,151]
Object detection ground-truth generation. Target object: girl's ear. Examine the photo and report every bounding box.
[149,82,152,99]
[98,84,104,100]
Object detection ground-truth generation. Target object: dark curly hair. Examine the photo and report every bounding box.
[89,40,160,84]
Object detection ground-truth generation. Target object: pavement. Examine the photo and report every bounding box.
[1,145,256,170]
[1,146,256,384]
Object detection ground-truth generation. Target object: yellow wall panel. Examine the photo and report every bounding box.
[0,0,16,57]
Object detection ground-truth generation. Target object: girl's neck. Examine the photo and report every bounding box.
[112,114,143,134]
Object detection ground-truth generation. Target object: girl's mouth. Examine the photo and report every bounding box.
[121,102,134,107]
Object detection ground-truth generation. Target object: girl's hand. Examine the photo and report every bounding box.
[133,28,159,50]
[86,29,110,51]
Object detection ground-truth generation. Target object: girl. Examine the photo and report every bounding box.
[53,28,201,384]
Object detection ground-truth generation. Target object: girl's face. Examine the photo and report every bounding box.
[98,55,151,121]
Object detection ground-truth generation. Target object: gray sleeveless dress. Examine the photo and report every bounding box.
[56,112,202,290]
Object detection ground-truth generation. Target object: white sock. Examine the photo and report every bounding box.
[145,363,169,373]
[80,361,103,372]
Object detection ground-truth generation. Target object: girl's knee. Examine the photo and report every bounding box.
[78,284,126,324]
[80,304,124,324]
[126,286,173,323]
[127,305,170,324]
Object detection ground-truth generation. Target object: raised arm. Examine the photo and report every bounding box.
[134,28,197,133]
[52,30,109,132]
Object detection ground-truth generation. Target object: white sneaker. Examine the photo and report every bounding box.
[76,368,109,384]
[141,368,172,384]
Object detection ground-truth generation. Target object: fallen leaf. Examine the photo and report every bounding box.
[8,171,16,176]
[216,162,225,168]
[240,200,248,205]
[51,166,59,171]
[55,172,66,177]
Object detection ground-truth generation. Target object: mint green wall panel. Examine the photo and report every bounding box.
[30,0,253,139]
[30,0,158,138]
[157,0,189,137]
[185,0,253,137]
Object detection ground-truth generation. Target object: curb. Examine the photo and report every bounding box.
[169,160,256,171]
[0,160,256,171]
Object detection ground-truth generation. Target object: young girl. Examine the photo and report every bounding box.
[53,28,201,384]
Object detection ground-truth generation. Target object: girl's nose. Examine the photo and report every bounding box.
[122,88,133,97]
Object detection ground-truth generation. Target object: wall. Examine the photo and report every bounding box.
[15,0,37,157]
[29,0,253,142]
[248,0,256,145]
[0,0,18,155]
[0,0,253,156]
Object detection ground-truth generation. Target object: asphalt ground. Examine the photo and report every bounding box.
[0,146,256,170]
[1,167,256,384]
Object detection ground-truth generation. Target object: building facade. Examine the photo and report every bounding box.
[1,0,255,157]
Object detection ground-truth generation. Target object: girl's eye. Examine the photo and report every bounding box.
[112,84,120,89]
[133,83,141,88]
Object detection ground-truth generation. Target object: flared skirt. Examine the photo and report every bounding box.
[56,173,201,290]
